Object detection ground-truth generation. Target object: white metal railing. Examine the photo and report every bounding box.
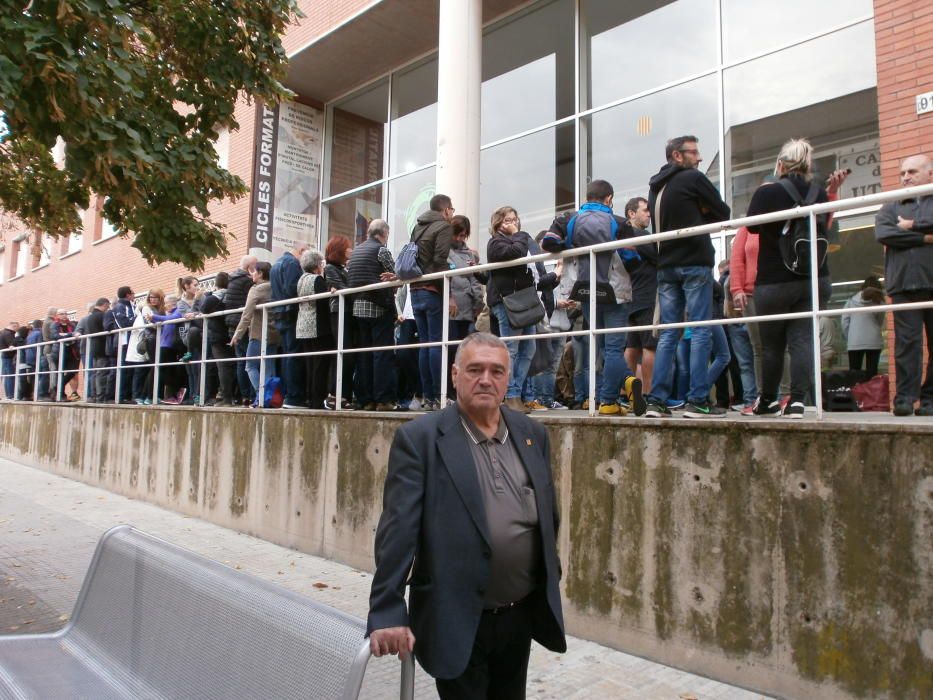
[2,181,931,419]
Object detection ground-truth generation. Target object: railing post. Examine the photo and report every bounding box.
[808,211,824,420]
[199,313,209,406]
[335,294,345,410]
[57,338,66,402]
[440,275,450,407]
[400,654,415,700]
[13,348,21,401]
[114,328,123,405]
[258,306,268,408]
[82,336,90,403]
[588,250,597,416]
[32,343,40,401]
[152,324,161,405]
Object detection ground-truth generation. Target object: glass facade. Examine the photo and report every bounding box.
[318,0,881,310]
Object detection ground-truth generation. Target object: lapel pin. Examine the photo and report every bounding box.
[526,439,532,446]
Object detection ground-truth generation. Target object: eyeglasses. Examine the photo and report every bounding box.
[502,217,519,224]
[679,148,700,156]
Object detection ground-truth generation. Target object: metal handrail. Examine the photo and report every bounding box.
[1,181,931,417]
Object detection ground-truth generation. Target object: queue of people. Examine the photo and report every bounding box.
[1,143,931,417]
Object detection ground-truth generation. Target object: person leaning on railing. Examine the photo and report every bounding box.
[323,235,355,410]
[295,248,333,410]
[744,138,849,419]
[199,272,237,407]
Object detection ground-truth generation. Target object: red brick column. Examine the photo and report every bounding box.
[874,0,933,404]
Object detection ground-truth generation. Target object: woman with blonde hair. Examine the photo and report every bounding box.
[745,138,849,418]
[176,275,204,402]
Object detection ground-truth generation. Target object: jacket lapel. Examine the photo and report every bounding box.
[437,406,491,547]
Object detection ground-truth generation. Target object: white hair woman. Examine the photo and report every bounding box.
[744,138,849,418]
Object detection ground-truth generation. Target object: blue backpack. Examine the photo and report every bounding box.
[261,376,283,409]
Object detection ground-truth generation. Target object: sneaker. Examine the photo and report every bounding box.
[739,404,756,416]
[683,400,727,418]
[666,398,686,409]
[893,401,914,417]
[730,404,744,412]
[546,400,568,410]
[282,402,304,409]
[644,402,671,418]
[134,398,145,405]
[581,399,598,411]
[624,377,646,416]
[142,398,152,406]
[753,399,782,416]
[423,399,440,412]
[598,403,626,416]
[783,401,805,419]
[916,403,933,417]
[524,400,549,411]
[393,403,410,412]
[408,397,422,411]
[180,352,193,363]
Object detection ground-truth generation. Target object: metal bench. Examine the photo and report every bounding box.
[0,525,414,699]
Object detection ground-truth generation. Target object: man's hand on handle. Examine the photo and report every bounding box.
[370,626,416,659]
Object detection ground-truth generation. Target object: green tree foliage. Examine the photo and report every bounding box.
[0,0,299,270]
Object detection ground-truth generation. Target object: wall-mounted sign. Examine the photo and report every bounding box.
[248,101,324,261]
[917,90,933,116]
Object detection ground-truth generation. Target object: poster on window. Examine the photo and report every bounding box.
[248,101,324,261]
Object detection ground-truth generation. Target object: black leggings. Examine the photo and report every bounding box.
[848,349,881,378]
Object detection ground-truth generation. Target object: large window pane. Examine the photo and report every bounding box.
[478,124,575,259]
[722,0,874,64]
[583,75,720,210]
[390,59,438,176]
[582,0,717,111]
[387,168,436,256]
[481,0,574,144]
[321,186,383,250]
[326,80,388,198]
[725,21,878,214]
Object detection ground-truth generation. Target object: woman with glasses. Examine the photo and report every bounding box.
[486,206,553,413]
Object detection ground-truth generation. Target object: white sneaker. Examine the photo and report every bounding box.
[408,397,422,411]
[547,400,569,410]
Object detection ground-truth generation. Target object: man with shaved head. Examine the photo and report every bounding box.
[225,255,258,404]
[875,154,933,416]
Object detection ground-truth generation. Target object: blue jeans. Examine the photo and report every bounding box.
[411,289,443,401]
[581,303,634,405]
[727,322,758,405]
[234,332,254,401]
[246,339,280,400]
[528,337,564,404]
[2,355,14,399]
[673,337,691,401]
[648,266,714,404]
[708,325,731,387]
[491,304,535,399]
[275,321,304,404]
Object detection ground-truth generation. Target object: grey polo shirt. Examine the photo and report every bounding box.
[459,409,542,608]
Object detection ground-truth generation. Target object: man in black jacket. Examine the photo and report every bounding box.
[644,135,730,419]
[875,154,933,416]
[225,255,257,404]
[84,298,112,402]
[368,333,565,698]
[104,286,136,403]
[1,321,19,399]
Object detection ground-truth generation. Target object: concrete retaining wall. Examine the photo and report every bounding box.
[0,403,930,699]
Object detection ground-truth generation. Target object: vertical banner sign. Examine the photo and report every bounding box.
[248,101,324,261]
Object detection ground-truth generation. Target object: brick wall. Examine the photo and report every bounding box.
[874,0,933,402]
[0,99,257,322]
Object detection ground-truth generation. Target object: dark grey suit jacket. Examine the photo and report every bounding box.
[366,404,566,680]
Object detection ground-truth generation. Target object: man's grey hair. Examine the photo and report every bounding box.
[240,254,257,271]
[453,332,509,366]
[367,218,390,239]
[300,248,324,273]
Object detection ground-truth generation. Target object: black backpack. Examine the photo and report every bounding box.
[777,178,828,276]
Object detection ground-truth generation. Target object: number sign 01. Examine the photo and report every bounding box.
[918,91,933,116]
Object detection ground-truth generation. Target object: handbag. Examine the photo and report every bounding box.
[851,374,889,412]
[501,285,545,329]
[136,328,153,355]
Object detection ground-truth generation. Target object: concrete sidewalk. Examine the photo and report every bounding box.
[0,457,771,700]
